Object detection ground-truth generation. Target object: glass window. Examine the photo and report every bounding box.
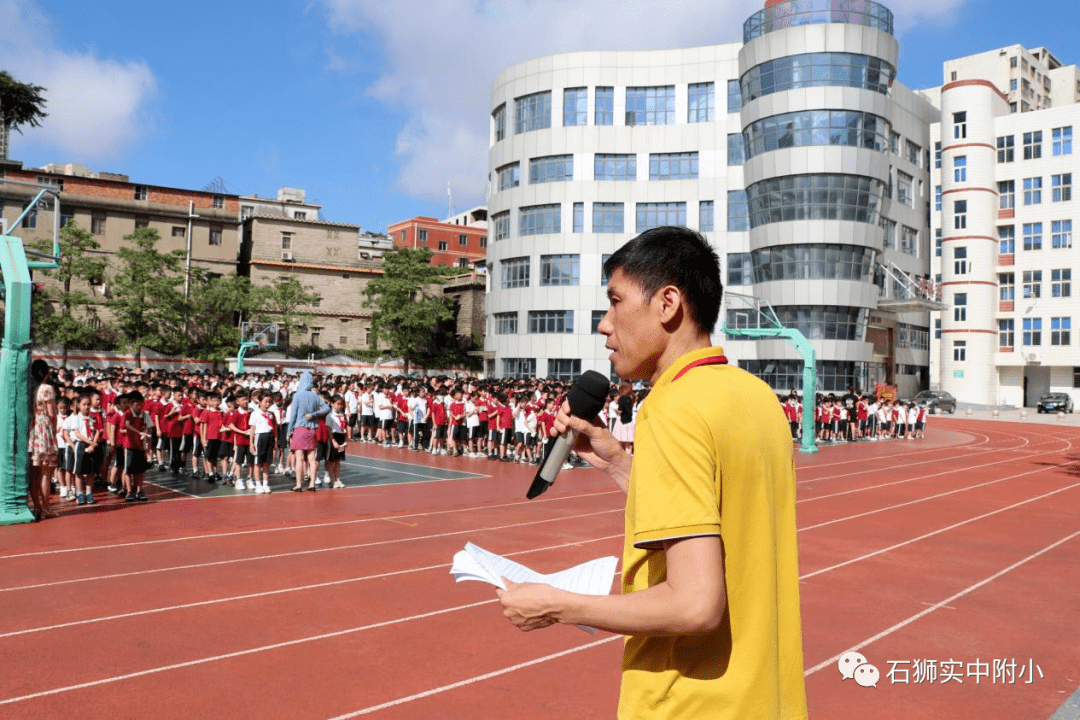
[1052,268,1072,297]
[493,104,506,141]
[547,359,582,381]
[514,91,551,134]
[688,82,714,123]
[739,53,895,102]
[954,200,967,230]
[954,292,967,322]
[953,112,967,139]
[999,225,1015,253]
[540,254,580,286]
[727,79,743,113]
[1051,317,1071,346]
[1052,126,1072,156]
[935,228,942,257]
[743,109,891,159]
[953,340,967,362]
[91,213,106,235]
[748,244,876,283]
[881,217,896,249]
[897,172,913,207]
[649,152,698,180]
[890,132,900,154]
[591,310,606,334]
[594,153,636,181]
[999,180,1015,210]
[497,162,520,191]
[528,310,574,334]
[1023,270,1042,299]
[519,204,560,236]
[999,272,1015,301]
[699,201,714,232]
[935,141,941,169]
[1023,317,1042,345]
[999,319,1015,348]
[727,134,746,165]
[746,174,886,228]
[530,155,573,184]
[997,135,1015,162]
[563,87,588,126]
[636,202,686,232]
[953,245,967,275]
[953,155,967,182]
[438,240,448,251]
[493,211,510,241]
[1052,173,1072,202]
[906,140,921,165]
[726,252,752,286]
[572,203,584,233]
[935,185,942,211]
[209,226,222,246]
[625,86,675,126]
[594,87,614,126]
[1023,222,1043,251]
[501,257,530,289]
[1023,177,1042,205]
[1052,220,1073,249]
[494,312,518,335]
[134,185,147,201]
[727,190,749,231]
[763,306,868,341]
[21,207,36,229]
[592,203,624,233]
[502,358,536,378]
[1023,130,1042,159]
[601,254,612,286]
[900,226,918,256]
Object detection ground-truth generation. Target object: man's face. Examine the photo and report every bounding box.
[600,268,665,382]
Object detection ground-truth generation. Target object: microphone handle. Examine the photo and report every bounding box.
[526,428,578,499]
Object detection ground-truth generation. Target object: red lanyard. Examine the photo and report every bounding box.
[672,353,728,382]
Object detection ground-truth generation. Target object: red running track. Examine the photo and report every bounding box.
[1,418,1078,719]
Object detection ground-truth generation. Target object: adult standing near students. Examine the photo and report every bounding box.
[28,361,59,520]
[285,371,331,491]
[497,226,808,720]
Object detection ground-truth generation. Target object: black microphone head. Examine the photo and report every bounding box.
[567,370,609,420]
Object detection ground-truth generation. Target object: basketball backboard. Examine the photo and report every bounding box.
[241,321,279,348]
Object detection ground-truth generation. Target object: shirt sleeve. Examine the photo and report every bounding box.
[630,394,721,550]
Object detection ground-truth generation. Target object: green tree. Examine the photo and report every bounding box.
[186,270,268,363]
[30,222,109,366]
[107,227,187,367]
[362,245,453,375]
[258,275,320,348]
[0,71,48,160]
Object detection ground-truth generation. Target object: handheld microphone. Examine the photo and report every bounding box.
[526,370,610,499]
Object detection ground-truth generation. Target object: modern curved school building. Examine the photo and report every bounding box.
[485,0,1080,408]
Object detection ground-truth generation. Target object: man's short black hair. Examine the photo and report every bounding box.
[603,226,722,334]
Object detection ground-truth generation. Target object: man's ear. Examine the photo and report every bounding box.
[655,284,684,325]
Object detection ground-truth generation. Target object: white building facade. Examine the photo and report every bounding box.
[486,0,936,394]
[931,46,1080,407]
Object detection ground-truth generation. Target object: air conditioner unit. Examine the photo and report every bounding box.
[1025,353,1041,364]
[281,251,294,261]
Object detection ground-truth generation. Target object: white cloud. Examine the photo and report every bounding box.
[0,0,157,162]
[315,0,967,209]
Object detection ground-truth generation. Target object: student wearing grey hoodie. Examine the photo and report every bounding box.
[285,371,331,491]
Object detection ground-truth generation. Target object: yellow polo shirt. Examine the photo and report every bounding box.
[618,346,807,720]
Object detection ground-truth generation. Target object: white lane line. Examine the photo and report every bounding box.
[144,480,201,498]
[0,489,622,561]
[794,427,994,474]
[340,457,489,482]
[0,600,498,707]
[0,509,622,593]
[800,482,1080,579]
[328,637,623,718]
[803,526,1080,677]
[798,452,1055,503]
[800,458,1079,533]
[0,534,624,640]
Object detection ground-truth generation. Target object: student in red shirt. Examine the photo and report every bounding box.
[228,393,254,490]
[429,389,448,456]
[220,396,236,483]
[200,394,225,483]
[497,394,514,462]
[448,389,466,457]
[105,394,129,494]
[121,392,151,502]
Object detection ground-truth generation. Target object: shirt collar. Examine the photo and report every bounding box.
[652,345,728,391]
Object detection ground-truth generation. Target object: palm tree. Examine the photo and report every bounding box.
[0,71,48,161]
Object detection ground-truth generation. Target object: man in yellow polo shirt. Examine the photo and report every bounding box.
[497,226,808,719]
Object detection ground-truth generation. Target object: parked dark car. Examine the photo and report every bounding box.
[914,390,957,414]
[1036,393,1075,413]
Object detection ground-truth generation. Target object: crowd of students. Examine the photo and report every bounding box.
[779,389,930,443]
[25,365,651,520]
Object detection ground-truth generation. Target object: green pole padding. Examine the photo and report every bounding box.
[0,235,35,525]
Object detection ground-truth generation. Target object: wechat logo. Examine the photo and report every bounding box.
[839,651,879,688]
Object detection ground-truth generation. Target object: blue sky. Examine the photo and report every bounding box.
[2,0,1077,229]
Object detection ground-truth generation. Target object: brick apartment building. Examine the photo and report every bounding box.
[389,206,488,269]
[0,160,241,278]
